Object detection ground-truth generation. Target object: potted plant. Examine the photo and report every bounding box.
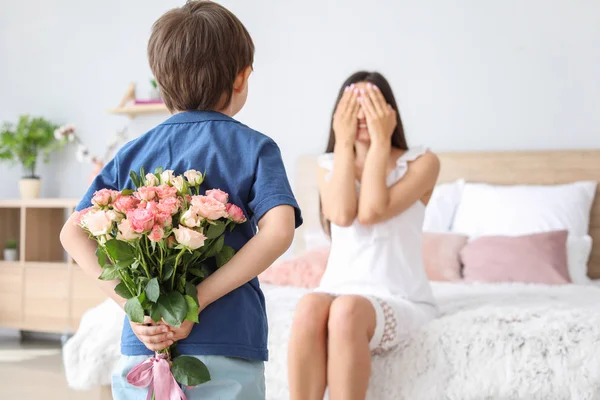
[3,240,18,262]
[0,115,67,199]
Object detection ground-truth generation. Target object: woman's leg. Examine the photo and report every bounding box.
[288,293,334,400]
[327,295,376,400]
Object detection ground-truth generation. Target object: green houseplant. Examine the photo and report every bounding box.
[3,239,18,262]
[0,115,66,199]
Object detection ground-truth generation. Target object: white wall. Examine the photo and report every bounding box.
[1,0,599,200]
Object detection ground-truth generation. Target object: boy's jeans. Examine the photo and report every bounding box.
[112,355,265,400]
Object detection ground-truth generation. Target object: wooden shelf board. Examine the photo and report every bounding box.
[24,262,69,269]
[0,261,22,268]
[0,198,79,208]
[108,103,169,118]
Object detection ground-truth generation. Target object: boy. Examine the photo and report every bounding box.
[60,1,302,399]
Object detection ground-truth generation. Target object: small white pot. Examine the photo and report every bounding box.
[3,249,18,262]
[19,178,41,199]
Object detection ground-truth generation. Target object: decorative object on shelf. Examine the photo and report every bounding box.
[3,239,18,262]
[149,78,161,100]
[0,115,69,199]
[54,125,129,184]
[108,83,168,119]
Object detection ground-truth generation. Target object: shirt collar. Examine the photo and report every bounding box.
[161,110,234,125]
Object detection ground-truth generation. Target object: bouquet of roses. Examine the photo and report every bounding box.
[77,167,247,399]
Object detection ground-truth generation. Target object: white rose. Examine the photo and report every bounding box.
[180,208,202,228]
[160,170,175,185]
[106,210,124,223]
[145,173,159,186]
[184,170,203,186]
[172,176,186,193]
[117,219,142,241]
[83,210,113,237]
[172,227,206,250]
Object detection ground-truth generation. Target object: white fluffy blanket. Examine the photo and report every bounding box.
[64,282,600,400]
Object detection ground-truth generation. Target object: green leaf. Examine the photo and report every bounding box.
[124,297,144,323]
[138,291,148,308]
[188,268,205,279]
[185,282,198,303]
[150,303,162,323]
[96,247,107,266]
[121,188,135,196]
[157,292,187,328]
[177,276,186,293]
[145,278,160,303]
[129,170,141,188]
[216,245,235,268]
[205,236,224,258]
[171,356,211,386]
[184,295,199,323]
[98,266,120,281]
[162,264,174,281]
[140,166,146,180]
[206,221,226,239]
[115,281,134,299]
[154,166,163,175]
[105,239,135,262]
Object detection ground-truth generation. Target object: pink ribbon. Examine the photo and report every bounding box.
[126,353,188,400]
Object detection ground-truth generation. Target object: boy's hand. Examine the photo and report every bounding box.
[130,317,174,352]
[166,320,195,342]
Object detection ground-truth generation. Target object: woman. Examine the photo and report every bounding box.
[287,71,440,400]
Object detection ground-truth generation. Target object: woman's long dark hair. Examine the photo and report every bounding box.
[320,71,408,236]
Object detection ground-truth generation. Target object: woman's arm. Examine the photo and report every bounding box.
[357,83,440,225]
[359,151,440,225]
[319,85,360,227]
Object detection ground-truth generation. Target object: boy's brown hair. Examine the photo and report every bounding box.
[148,0,254,112]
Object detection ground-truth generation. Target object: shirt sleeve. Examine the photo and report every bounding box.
[247,140,303,228]
[75,156,120,212]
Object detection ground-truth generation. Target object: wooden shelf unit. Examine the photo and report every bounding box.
[0,199,107,333]
[107,103,169,119]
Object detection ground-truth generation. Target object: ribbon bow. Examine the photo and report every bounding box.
[126,353,188,400]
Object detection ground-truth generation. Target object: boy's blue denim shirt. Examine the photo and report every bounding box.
[76,111,303,360]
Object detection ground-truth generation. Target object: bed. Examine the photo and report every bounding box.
[64,149,600,399]
[263,149,600,399]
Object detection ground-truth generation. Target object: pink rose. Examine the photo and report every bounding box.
[226,203,247,224]
[156,184,178,200]
[144,200,159,214]
[172,227,206,250]
[135,186,157,202]
[113,195,140,214]
[127,208,155,233]
[82,210,113,236]
[206,189,229,204]
[92,189,119,207]
[158,197,181,216]
[180,208,202,228]
[117,219,142,241]
[190,195,227,220]
[155,212,173,228]
[148,225,165,242]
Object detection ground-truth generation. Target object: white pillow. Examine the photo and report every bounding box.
[451,181,597,237]
[567,235,593,285]
[423,179,465,232]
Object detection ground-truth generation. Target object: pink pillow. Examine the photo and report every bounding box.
[422,232,468,281]
[259,247,329,288]
[460,230,570,284]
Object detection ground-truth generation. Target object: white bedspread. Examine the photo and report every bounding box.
[64,282,600,400]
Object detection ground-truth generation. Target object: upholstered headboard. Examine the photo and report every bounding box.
[294,149,600,278]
